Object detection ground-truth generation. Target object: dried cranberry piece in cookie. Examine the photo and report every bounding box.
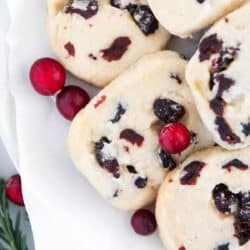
[127,5,159,35]
[101,37,131,62]
[120,129,144,146]
[153,98,185,124]
[64,42,75,57]
[64,0,98,19]
[215,117,241,145]
[95,137,120,178]
[222,159,248,172]
[212,183,238,214]
[180,161,205,185]
[209,97,224,116]
[199,34,223,62]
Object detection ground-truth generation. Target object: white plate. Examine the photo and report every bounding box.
[4,1,199,249]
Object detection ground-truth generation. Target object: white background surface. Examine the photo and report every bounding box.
[1,0,199,249]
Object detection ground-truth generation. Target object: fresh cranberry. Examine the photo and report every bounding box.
[159,123,190,154]
[56,86,90,121]
[30,58,66,96]
[131,209,157,236]
[5,175,24,206]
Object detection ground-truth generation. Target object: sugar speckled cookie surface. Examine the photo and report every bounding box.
[67,51,213,210]
[47,0,169,87]
[147,0,245,38]
[186,2,250,150]
[156,146,250,250]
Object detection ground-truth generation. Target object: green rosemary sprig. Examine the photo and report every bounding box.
[0,179,28,250]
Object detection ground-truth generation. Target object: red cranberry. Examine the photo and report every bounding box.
[30,58,66,96]
[159,123,190,154]
[56,86,90,121]
[5,175,24,206]
[131,209,157,236]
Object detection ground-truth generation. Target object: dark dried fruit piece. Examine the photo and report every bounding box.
[159,149,177,170]
[242,122,250,136]
[95,137,120,178]
[101,37,131,62]
[209,74,234,115]
[153,98,185,124]
[110,0,126,9]
[180,161,205,185]
[234,217,250,246]
[127,165,137,174]
[215,243,229,250]
[199,34,223,62]
[222,159,248,172]
[64,0,98,19]
[120,129,144,146]
[212,183,238,214]
[127,5,159,35]
[234,192,250,246]
[214,74,235,97]
[238,192,250,221]
[215,117,241,145]
[212,47,239,73]
[110,103,126,123]
[135,177,147,188]
[210,97,224,116]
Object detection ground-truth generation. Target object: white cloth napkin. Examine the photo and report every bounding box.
[2,1,199,249]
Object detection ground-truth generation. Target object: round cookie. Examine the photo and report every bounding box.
[156,146,250,250]
[67,51,214,210]
[186,2,250,150]
[47,0,169,87]
[147,0,245,38]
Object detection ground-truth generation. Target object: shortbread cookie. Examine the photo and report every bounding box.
[156,147,250,250]
[147,0,245,38]
[67,51,213,210]
[47,0,169,87]
[186,2,250,150]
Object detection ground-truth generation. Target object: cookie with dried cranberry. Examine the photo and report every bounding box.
[186,2,250,150]
[147,0,245,38]
[47,0,169,87]
[156,147,250,250]
[67,51,213,210]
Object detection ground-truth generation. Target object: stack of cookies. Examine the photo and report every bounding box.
[47,0,250,249]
